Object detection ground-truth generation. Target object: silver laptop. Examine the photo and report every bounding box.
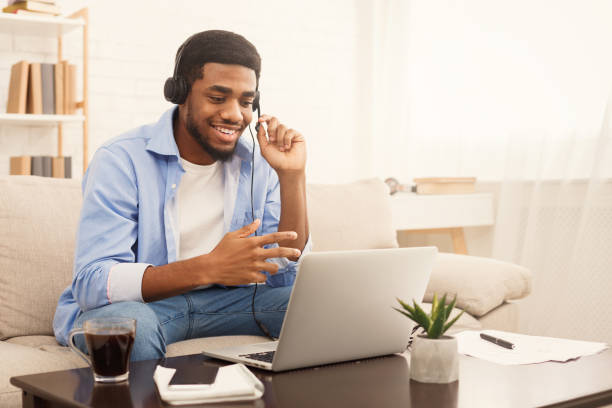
[202,247,437,372]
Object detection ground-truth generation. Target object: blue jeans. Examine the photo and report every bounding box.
[72,284,291,361]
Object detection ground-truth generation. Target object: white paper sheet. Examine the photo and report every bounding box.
[154,363,264,405]
[456,330,609,365]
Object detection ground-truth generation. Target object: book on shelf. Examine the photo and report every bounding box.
[9,155,31,175]
[7,59,77,116]
[54,62,64,114]
[412,177,477,195]
[8,0,57,5]
[30,155,43,176]
[2,1,60,15]
[40,63,55,114]
[6,60,29,114]
[66,63,77,114]
[51,156,64,178]
[26,62,42,114]
[10,155,72,178]
[41,155,52,176]
[63,155,71,178]
[3,8,49,16]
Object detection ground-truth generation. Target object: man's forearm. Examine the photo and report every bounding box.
[141,256,212,302]
[141,221,300,302]
[277,171,309,260]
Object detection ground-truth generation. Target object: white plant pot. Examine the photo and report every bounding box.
[410,334,459,383]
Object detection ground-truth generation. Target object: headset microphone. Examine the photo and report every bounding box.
[253,91,261,131]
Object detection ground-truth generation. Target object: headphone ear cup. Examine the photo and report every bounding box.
[174,77,189,105]
[164,77,178,103]
[164,77,189,104]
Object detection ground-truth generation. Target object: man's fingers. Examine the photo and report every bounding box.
[257,261,280,275]
[256,230,298,246]
[260,246,301,260]
[256,116,303,152]
[280,129,300,152]
[266,117,279,143]
[276,124,287,149]
[256,119,268,148]
[236,218,261,238]
[252,272,268,283]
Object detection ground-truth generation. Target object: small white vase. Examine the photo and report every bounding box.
[410,334,459,383]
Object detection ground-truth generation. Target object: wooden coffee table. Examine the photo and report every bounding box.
[10,349,612,407]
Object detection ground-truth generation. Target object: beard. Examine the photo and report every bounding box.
[185,104,239,162]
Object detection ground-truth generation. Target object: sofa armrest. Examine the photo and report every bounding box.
[423,253,532,317]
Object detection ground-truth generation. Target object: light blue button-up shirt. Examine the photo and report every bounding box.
[53,107,311,345]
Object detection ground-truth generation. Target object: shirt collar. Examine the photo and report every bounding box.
[146,106,254,162]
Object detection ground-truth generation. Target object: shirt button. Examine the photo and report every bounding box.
[171,184,176,189]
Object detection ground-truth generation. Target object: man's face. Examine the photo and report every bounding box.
[183,62,257,162]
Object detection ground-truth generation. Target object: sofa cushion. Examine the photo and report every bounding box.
[477,302,520,332]
[166,335,270,357]
[424,253,532,317]
[307,178,398,252]
[0,176,82,339]
[0,340,87,407]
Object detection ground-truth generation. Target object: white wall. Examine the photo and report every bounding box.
[1,0,366,182]
[397,0,612,180]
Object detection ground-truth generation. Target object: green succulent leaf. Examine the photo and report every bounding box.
[442,309,465,335]
[393,307,416,321]
[412,300,432,333]
[396,298,416,315]
[431,293,439,318]
[428,306,445,338]
[444,294,458,321]
[436,293,448,322]
[395,293,464,339]
[394,304,431,329]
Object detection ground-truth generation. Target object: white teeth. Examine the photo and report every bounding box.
[214,126,236,135]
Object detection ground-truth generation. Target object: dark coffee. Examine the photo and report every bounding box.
[84,330,135,377]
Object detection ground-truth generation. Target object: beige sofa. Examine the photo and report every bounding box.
[0,176,531,407]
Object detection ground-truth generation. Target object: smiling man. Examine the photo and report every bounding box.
[53,30,310,361]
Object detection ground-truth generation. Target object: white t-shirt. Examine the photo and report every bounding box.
[177,158,225,261]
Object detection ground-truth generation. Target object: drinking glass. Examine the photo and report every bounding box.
[68,317,136,383]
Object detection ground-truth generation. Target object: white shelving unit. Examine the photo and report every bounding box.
[0,12,84,36]
[0,113,85,126]
[1,8,89,174]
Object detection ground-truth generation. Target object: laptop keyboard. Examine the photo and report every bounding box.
[239,351,275,363]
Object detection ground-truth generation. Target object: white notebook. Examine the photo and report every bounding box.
[154,363,263,405]
[456,330,609,365]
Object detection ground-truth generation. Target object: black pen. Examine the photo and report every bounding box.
[480,333,515,349]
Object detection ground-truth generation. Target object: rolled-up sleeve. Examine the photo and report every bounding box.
[72,147,145,311]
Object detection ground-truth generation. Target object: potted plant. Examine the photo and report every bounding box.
[395,293,464,383]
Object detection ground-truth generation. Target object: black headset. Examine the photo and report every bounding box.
[164,36,261,121]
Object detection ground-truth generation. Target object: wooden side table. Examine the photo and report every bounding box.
[390,193,494,254]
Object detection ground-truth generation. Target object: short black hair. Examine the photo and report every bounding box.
[175,30,261,92]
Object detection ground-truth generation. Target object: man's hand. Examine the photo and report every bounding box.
[256,115,306,175]
[202,219,300,285]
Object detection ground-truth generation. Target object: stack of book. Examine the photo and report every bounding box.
[6,60,77,115]
[10,155,72,178]
[2,0,61,16]
[412,177,477,195]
